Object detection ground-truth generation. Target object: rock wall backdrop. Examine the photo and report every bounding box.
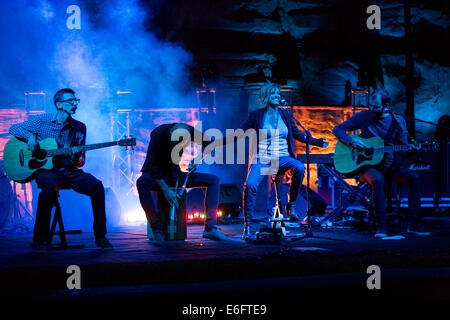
[147,0,449,140]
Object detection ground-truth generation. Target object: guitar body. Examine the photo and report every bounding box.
[3,138,57,183]
[3,136,136,183]
[334,135,385,174]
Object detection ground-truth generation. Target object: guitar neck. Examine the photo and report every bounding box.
[47,141,119,157]
[374,144,413,153]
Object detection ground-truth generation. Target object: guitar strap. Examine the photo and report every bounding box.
[65,125,76,148]
[61,125,77,169]
[385,114,413,169]
[365,114,400,171]
[366,114,401,144]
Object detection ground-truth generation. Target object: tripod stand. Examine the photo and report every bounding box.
[1,181,34,235]
[11,182,34,232]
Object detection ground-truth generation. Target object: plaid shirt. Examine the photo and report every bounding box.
[9,113,87,168]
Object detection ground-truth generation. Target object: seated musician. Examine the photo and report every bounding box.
[240,83,328,240]
[9,88,113,252]
[332,88,429,237]
[136,123,230,245]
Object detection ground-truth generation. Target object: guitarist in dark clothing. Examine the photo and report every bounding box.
[333,88,429,237]
[9,88,113,251]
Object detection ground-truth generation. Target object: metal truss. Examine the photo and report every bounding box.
[110,109,136,197]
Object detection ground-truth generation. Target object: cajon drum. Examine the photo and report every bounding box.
[163,187,187,241]
[147,187,187,241]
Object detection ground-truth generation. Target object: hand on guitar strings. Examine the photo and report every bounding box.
[64,146,82,157]
[27,134,39,152]
[350,138,372,151]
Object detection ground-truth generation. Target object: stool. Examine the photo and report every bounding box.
[47,193,84,250]
[264,175,292,236]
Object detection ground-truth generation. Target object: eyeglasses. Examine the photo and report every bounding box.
[58,98,80,104]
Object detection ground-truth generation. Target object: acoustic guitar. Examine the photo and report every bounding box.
[3,137,136,183]
[333,135,437,174]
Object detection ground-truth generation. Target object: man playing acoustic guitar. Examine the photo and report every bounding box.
[9,88,113,252]
[333,88,429,238]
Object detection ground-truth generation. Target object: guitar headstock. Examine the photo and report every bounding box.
[417,141,439,151]
[118,137,136,147]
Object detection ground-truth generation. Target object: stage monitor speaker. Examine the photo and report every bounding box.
[219,184,242,206]
[218,184,242,218]
[406,143,450,199]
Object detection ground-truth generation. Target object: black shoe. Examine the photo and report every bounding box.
[243,233,259,243]
[286,202,299,221]
[152,231,166,246]
[95,237,114,250]
[407,224,431,236]
[374,225,389,238]
[242,223,253,240]
[30,241,47,253]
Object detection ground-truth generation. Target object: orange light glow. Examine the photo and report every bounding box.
[292,106,359,190]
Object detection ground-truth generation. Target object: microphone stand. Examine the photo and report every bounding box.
[390,111,450,132]
[282,108,345,243]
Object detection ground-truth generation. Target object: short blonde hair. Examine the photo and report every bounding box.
[259,83,280,106]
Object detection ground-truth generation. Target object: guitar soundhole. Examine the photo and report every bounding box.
[29,149,48,169]
[33,149,47,160]
[356,153,373,165]
[28,158,48,170]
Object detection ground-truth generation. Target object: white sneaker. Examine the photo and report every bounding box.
[203,227,231,241]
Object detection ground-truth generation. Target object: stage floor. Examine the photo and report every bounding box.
[1,216,450,302]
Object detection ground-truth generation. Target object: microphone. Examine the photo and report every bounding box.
[279,99,289,107]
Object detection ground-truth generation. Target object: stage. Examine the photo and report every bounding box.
[2,215,450,304]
